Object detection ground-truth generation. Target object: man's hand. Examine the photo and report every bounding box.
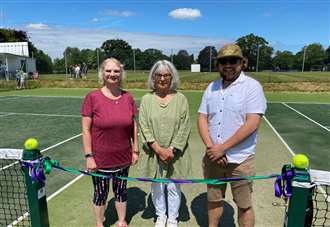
[216,155,228,167]
[206,144,226,162]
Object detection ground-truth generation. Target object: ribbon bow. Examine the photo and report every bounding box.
[274,164,294,198]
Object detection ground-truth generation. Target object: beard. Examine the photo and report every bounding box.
[220,68,240,82]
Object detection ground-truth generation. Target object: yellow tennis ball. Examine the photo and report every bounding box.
[24,138,39,150]
[292,154,309,169]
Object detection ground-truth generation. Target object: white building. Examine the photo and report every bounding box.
[0,42,36,80]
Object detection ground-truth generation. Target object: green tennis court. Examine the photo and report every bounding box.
[0,89,329,226]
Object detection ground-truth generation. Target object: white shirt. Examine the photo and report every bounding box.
[198,72,267,163]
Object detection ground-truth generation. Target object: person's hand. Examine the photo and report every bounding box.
[207,144,226,162]
[157,147,174,163]
[131,152,139,165]
[86,157,97,172]
[216,155,228,167]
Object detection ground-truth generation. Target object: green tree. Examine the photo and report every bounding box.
[101,39,133,69]
[294,43,326,71]
[53,58,65,73]
[197,46,217,72]
[236,33,273,71]
[272,51,295,71]
[139,48,169,70]
[173,50,193,70]
[324,46,330,64]
[0,28,53,73]
[34,50,53,73]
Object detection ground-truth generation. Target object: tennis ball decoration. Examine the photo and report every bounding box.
[292,154,309,169]
[24,138,39,150]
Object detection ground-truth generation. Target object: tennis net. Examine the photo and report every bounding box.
[310,169,330,226]
[0,149,30,227]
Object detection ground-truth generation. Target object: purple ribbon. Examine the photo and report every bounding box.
[274,169,293,198]
[20,159,46,184]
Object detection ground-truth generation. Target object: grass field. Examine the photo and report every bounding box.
[0,88,329,227]
[41,71,330,83]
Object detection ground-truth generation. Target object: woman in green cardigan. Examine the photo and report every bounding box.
[139,60,191,227]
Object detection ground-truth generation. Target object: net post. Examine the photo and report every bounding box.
[22,148,50,227]
[286,168,312,227]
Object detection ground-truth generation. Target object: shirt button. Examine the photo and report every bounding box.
[218,122,221,125]
[220,110,222,112]
[218,135,220,138]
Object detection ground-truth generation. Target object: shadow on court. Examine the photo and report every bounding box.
[103,187,190,226]
[191,193,235,227]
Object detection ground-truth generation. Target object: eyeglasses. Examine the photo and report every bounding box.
[105,69,120,74]
[218,58,241,65]
[155,73,172,79]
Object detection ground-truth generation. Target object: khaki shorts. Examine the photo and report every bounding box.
[203,154,256,209]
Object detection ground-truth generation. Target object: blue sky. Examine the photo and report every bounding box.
[1,0,329,59]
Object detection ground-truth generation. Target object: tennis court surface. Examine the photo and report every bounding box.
[0,92,329,226]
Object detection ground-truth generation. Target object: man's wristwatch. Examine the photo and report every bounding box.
[84,153,94,158]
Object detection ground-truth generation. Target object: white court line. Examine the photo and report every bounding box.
[282,102,330,132]
[263,116,328,200]
[0,112,80,118]
[0,97,20,101]
[0,95,83,99]
[0,113,14,118]
[263,116,296,157]
[0,133,82,171]
[268,101,330,105]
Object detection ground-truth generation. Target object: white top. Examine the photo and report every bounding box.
[198,72,267,163]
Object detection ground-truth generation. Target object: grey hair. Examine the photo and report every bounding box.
[98,58,126,86]
[147,60,180,91]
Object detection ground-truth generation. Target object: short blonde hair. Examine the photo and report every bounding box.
[148,60,180,91]
[98,58,126,86]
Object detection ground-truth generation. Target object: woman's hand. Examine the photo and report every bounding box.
[131,152,139,165]
[157,147,174,162]
[86,157,97,172]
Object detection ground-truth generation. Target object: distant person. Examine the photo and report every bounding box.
[20,71,26,89]
[198,44,267,227]
[81,58,139,227]
[139,60,191,227]
[75,64,80,79]
[15,70,21,89]
[81,62,88,79]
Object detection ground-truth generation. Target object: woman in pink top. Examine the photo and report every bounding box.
[81,58,139,227]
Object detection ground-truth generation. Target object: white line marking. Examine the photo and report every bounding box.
[263,116,328,200]
[0,133,82,171]
[268,101,330,105]
[0,112,80,118]
[47,174,84,201]
[263,116,296,156]
[0,97,20,101]
[282,102,330,132]
[0,95,84,99]
[0,113,14,118]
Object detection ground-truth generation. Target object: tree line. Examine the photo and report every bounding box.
[1,29,330,73]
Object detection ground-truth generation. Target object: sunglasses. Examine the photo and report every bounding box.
[218,58,241,65]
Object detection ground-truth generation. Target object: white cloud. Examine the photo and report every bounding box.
[26,23,49,30]
[169,8,202,20]
[91,18,100,22]
[103,9,135,17]
[23,25,229,59]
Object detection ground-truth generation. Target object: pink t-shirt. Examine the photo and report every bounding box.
[81,90,138,168]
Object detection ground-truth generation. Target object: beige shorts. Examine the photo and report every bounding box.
[203,154,256,209]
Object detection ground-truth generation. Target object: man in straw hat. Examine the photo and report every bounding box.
[197,44,267,227]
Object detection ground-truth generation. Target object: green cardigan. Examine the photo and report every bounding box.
[138,91,191,179]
